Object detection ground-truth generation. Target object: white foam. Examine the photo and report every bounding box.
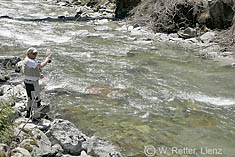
[178,92,235,106]
[192,94,235,106]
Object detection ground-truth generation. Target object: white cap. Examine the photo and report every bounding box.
[27,47,38,55]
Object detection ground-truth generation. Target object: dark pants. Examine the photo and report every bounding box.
[24,80,41,119]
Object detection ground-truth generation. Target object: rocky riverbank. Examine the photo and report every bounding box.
[46,0,235,63]
[0,57,122,157]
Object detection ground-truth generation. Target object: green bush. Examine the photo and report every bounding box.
[0,100,14,143]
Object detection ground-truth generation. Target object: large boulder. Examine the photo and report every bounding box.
[19,128,54,157]
[45,119,122,156]
[45,119,88,155]
[207,0,235,29]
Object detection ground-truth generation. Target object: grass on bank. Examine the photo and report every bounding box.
[0,100,14,144]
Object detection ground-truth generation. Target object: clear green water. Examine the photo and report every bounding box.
[1,1,235,156]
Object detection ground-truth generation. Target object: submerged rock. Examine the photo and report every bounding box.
[85,84,122,98]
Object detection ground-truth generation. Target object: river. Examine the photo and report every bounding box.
[1,0,235,156]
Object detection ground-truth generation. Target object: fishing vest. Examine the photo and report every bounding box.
[23,57,40,78]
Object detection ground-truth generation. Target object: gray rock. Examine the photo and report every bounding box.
[11,147,31,157]
[20,128,53,157]
[51,144,64,155]
[0,84,26,101]
[200,32,215,44]
[178,27,197,39]
[83,136,122,157]
[45,119,88,155]
[13,102,26,112]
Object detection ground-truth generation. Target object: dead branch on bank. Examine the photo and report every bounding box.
[215,24,235,53]
[131,0,206,33]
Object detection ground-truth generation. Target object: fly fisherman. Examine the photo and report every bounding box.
[18,47,51,122]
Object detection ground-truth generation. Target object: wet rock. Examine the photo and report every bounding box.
[83,136,122,157]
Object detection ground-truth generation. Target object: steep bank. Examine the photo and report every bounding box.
[54,0,235,55]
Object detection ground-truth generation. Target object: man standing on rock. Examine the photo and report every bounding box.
[20,47,51,121]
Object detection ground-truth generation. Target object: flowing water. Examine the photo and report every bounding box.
[1,0,235,156]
